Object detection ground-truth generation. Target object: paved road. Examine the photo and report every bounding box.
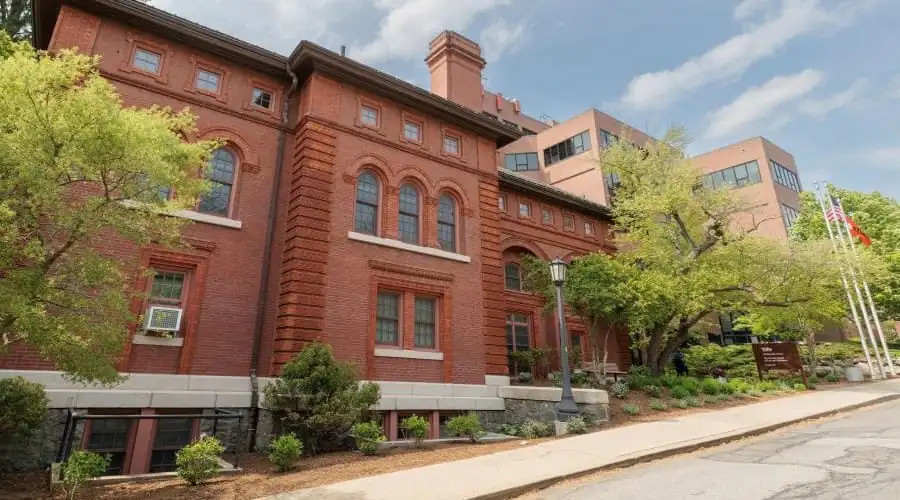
[523,399,900,500]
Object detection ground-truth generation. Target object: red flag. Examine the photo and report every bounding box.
[846,216,872,247]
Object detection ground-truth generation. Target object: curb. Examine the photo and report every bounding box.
[471,393,900,500]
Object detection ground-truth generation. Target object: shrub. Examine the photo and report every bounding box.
[351,421,385,455]
[685,396,702,407]
[517,372,534,384]
[659,372,680,388]
[746,389,762,398]
[264,343,381,454]
[520,419,552,439]
[629,365,652,377]
[0,377,49,441]
[579,411,597,426]
[644,385,662,398]
[611,381,630,399]
[793,383,807,392]
[650,399,667,411]
[509,350,534,374]
[627,374,655,390]
[716,393,731,402]
[672,399,689,409]
[622,404,640,416]
[727,378,751,394]
[700,378,722,395]
[678,377,701,395]
[268,434,303,472]
[61,450,109,500]
[500,423,521,436]
[683,344,756,378]
[400,415,429,447]
[757,381,779,393]
[549,371,562,387]
[446,413,485,442]
[718,381,736,395]
[825,373,840,383]
[670,386,691,400]
[176,436,225,486]
[570,371,592,387]
[566,416,588,434]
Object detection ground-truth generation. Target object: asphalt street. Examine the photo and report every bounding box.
[522,399,900,500]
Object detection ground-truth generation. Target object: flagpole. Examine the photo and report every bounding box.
[836,197,896,376]
[815,183,876,378]
[823,185,886,379]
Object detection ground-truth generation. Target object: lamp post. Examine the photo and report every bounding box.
[549,257,579,421]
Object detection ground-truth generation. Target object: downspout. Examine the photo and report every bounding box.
[248,62,298,451]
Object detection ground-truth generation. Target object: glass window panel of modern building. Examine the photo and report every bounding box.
[543,130,591,166]
[504,152,539,172]
[702,160,762,190]
[781,203,800,231]
[771,160,802,192]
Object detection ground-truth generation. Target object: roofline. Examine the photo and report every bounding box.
[498,170,612,221]
[33,0,521,145]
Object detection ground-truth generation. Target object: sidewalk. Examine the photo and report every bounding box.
[263,380,900,500]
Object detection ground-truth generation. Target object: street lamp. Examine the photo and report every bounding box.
[549,257,579,421]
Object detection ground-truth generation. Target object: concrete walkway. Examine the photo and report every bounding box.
[262,381,900,500]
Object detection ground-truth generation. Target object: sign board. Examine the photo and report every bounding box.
[752,342,807,385]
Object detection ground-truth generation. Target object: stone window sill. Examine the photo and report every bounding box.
[348,232,471,263]
[132,335,184,347]
[120,200,242,229]
[374,348,443,361]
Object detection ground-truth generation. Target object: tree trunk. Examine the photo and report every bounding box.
[806,332,817,379]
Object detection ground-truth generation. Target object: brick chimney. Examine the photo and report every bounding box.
[425,31,486,111]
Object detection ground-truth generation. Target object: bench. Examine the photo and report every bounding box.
[582,362,627,382]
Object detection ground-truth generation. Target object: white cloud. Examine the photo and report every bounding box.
[734,0,775,20]
[619,0,873,111]
[797,78,867,118]
[865,147,900,170]
[353,0,513,63]
[480,19,527,63]
[704,69,823,139]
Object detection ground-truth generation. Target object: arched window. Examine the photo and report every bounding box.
[354,172,379,235]
[398,184,419,244]
[504,263,522,291]
[437,193,456,252]
[198,148,236,216]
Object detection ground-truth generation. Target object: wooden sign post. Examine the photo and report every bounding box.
[752,342,808,387]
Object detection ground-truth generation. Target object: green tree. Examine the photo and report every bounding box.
[0,0,30,41]
[792,187,900,321]
[581,128,846,376]
[0,33,217,384]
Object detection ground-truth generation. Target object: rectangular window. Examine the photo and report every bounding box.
[519,201,531,218]
[502,119,520,130]
[506,313,531,374]
[86,419,132,475]
[542,207,553,225]
[252,88,272,109]
[375,292,400,345]
[195,70,220,93]
[414,297,436,348]
[498,195,506,212]
[150,418,194,473]
[563,214,575,231]
[132,48,161,74]
[781,203,800,231]
[604,172,621,205]
[360,105,378,126]
[504,263,522,291]
[504,153,539,172]
[543,130,591,166]
[701,160,762,191]
[771,160,801,192]
[150,271,185,305]
[443,136,460,155]
[600,129,618,149]
[403,121,421,142]
[584,221,594,236]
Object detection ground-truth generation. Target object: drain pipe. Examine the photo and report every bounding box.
[247,62,298,452]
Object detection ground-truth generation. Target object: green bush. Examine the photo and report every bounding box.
[176,436,225,486]
[685,396,702,407]
[566,416,588,434]
[351,421,385,455]
[61,450,109,500]
[579,411,597,427]
[650,399,667,411]
[659,372,681,388]
[746,389,762,398]
[629,365,652,377]
[700,378,722,395]
[517,372,534,384]
[644,385,662,398]
[672,399,689,409]
[500,423,521,436]
[627,374,657,390]
[446,413,485,442]
[670,386,691,400]
[0,376,49,441]
[570,371,592,387]
[520,419,552,439]
[509,350,534,374]
[727,378,751,394]
[611,381,630,399]
[756,380,779,393]
[793,383,807,392]
[549,371,562,387]
[400,415,429,447]
[678,377,701,395]
[268,434,303,472]
[622,404,641,416]
[715,393,731,402]
[683,344,756,378]
[825,373,840,383]
[264,343,381,454]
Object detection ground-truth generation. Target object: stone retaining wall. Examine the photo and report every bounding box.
[498,386,609,425]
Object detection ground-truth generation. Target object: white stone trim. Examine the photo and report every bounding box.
[171,209,242,229]
[348,231,471,263]
[498,385,609,405]
[485,375,511,386]
[131,335,184,347]
[374,348,444,361]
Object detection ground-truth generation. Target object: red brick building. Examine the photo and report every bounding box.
[0,0,628,474]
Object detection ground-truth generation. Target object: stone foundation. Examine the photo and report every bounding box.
[0,409,85,473]
[498,386,609,426]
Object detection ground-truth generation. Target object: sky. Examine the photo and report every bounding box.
[151,0,900,199]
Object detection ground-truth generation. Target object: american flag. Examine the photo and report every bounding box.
[825,195,845,222]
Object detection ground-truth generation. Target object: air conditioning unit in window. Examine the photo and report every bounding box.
[144,306,183,332]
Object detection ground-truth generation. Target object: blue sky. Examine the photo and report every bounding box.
[153,0,900,198]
